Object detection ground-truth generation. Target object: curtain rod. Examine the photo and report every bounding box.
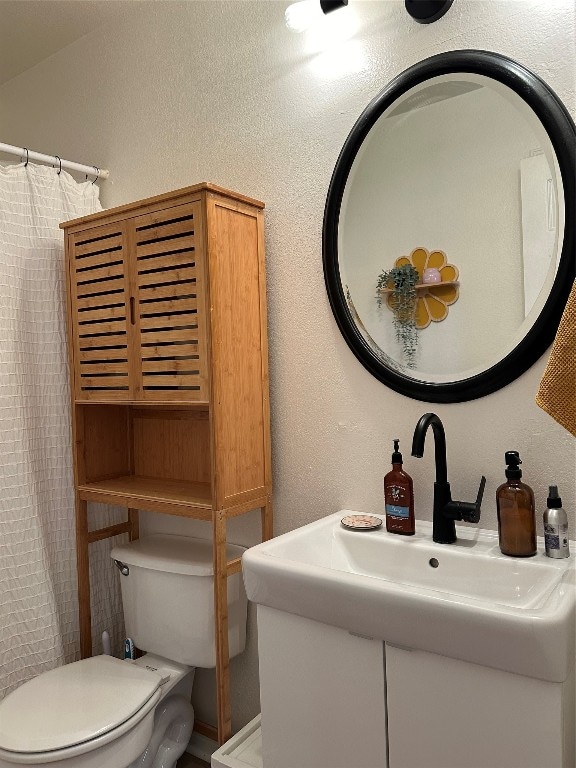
[0,142,109,180]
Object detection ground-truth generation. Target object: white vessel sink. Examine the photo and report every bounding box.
[242,511,576,682]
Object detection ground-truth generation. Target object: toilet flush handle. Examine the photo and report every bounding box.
[114,559,130,576]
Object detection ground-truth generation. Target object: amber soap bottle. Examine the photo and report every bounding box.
[496,451,537,557]
[384,439,415,535]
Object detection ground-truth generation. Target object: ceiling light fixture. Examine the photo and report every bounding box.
[405,0,454,24]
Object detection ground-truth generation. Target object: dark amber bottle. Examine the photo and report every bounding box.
[384,439,415,535]
[496,451,537,557]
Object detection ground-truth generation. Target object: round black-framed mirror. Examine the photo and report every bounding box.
[323,50,575,403]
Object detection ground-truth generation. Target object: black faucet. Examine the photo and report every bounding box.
[411,413,486,544]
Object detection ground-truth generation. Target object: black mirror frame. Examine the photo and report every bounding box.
[323,50,576,403]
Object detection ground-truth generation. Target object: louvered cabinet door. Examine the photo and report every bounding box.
[128,202,209,401]
[68,222,133,401]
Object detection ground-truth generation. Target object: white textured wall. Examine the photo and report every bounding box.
[1,0,574,731]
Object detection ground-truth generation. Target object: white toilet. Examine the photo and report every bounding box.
[0,535,247,768]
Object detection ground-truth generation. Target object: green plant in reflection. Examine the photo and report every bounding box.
[376,263,419,368]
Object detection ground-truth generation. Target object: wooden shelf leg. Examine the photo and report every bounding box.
[261,494,273,542]
[213,510,232,745]
[76,497,92,659]
[128,507,140,541]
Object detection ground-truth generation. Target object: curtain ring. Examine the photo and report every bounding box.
[55,156,62,175]
[92,166,99,185]
[23,148,29,166]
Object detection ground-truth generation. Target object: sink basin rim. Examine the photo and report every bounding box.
[249,513,572,615]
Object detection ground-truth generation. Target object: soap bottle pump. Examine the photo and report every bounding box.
[384,439,415,535]
[543,485,570,559]
[496,451,537,557]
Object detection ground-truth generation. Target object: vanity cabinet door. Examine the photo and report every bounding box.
[385,645,567,768]
[257,606,388,768]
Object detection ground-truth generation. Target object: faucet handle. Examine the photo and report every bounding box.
[468,475,486,524]
[444,475,486,524]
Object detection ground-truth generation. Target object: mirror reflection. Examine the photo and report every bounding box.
[339,73,563,382]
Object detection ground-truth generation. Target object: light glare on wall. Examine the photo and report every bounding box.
[285,0,363,76]
[285,0,324,31]
[305,8,359,53]
[311,39,366,78]
[285,0,349,32]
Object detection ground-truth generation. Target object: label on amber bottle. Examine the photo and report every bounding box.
[385,484,410,518]
[386,503,409,518]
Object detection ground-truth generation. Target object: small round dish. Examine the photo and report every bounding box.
[340,514,383,531]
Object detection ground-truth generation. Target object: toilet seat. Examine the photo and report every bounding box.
[0,656,162,760]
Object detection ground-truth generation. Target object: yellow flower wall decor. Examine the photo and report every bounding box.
[390,247,459,330]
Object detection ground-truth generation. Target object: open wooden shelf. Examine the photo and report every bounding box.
[78,476,213,514]
[74,399,211,408]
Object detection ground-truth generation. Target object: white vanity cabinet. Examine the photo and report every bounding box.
[256,606,575,768]
[257,606,387,768]
[240,514,575,768]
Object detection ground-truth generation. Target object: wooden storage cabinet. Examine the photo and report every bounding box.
[62,184,272,746]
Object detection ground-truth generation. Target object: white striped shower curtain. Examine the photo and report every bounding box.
[0,162,124,699]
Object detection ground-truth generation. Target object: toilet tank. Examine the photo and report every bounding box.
[111,535,247,668]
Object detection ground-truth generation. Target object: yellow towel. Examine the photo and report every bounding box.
[536,279,576,437]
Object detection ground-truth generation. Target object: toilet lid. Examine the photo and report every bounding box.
[0,656,162,753]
